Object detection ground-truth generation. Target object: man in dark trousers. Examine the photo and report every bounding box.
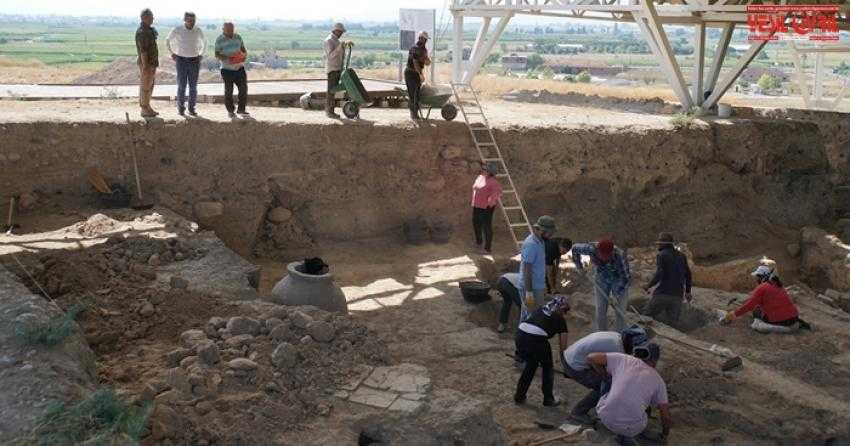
[214,22,249,118]
[135,8,159,117]
[323,23,347,119]
[642,232,692,326]
[404,31,431,120]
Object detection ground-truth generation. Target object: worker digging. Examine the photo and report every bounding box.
[3,2,850,445]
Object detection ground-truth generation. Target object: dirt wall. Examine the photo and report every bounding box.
[0,117,834,260]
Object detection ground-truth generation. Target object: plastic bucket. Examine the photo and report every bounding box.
[717,103,732,118]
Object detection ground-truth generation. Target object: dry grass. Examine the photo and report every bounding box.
[0,57,95,84]
[471,76,677,102]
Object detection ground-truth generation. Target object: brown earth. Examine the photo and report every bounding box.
[1,101,849,445]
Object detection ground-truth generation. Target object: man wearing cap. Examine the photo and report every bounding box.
[405,31,431,120]
[324,23,347,119]
[471,162,502,254]
[519,216,557,321]
[587,345,672,445]
[166,12,206,116]
[214,22,249,118]
[642,232,692,326]
[560,325,648,424]
[135,8,159,117]
[572,239,631,331]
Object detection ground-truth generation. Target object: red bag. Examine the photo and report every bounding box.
[229,52,246,64]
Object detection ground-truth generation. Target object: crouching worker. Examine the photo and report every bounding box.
[514,296,570,407]
[496,272,522,333]
[587,345,672,445]
[561,325,649,425]
[721,265,810,333]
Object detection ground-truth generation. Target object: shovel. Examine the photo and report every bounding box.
[125,112,154,210]
[4,196,20,234]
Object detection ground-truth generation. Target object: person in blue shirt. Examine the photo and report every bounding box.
[571,238,631,331]
[519,216,557,321]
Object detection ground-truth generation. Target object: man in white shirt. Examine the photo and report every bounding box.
[323,23,347,119]
[166,12,206,116]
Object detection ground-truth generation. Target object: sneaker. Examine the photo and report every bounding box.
[237,110,250,116]
[514,395,526,405]
[141,110,157,118]
[542,397,562,407]
[178,108,185,116]
[188,109,198,117]
[228,111,237,119]
[326,111,341,119]
[497,323,506,333]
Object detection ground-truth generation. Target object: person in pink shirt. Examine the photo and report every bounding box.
[471,163,502,253]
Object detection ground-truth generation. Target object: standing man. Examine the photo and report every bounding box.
[166,12,206,116]
[546,237,573,294]
[642,232,692,326]
[587,346,672,445]
[471,163,502,254]
[215,22,249,118]
[572,238,631,332]
[324,23,347,119]
[135,8,159,117]
[405,31,431,121]
[519,216,557,321]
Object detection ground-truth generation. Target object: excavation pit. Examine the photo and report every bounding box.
[2,99,850,445]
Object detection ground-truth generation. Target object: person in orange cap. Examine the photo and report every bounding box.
[571,238,631,331]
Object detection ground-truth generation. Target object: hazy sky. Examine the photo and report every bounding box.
[0,0,452,22]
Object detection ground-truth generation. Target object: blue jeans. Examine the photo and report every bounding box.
[175,56,200,111]
[594,281,628,332]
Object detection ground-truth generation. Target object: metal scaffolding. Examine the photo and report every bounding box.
[450,0,850,111]
[789,42,850,110]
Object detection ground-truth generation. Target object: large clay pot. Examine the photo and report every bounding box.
[270,261,348,314]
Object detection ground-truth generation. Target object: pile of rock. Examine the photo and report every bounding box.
[815,289,850,313]
[141,304,388,443]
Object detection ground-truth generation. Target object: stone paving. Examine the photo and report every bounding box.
[335,363,430,414]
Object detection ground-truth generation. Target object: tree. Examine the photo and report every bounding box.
[757,73,780,91]
[526,53,545,70]
[290,41,301,50]
[576,71,592,83]
[485,53,501,65]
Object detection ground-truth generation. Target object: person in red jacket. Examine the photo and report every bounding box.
[721,265,807,332]
[471,163,502,253]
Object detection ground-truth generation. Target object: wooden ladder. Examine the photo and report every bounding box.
[451,82,533,248]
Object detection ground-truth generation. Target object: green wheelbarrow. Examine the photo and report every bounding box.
[411,84,458,121]
[331,42,371,119]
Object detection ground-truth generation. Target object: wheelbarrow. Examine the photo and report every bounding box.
[330,42,371,119]
[410,84,458,121]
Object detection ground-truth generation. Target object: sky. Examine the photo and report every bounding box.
[0,0,453,22]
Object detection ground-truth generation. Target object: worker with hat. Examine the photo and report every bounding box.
[571,238,631,331]
[561,325,650,425]
[324,22,348,119]
[405,31,431,120]
[514,296,571,407]
[586,344,672,445]
[721,264,809,333]
[518,216,557,321]
[471,162,502,254]
[642,232,692,326]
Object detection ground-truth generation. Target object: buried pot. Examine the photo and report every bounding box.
[271,261,348,314]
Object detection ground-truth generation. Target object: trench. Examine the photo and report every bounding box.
[2,112,849,444]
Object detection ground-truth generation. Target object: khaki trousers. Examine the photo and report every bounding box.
[139,65,156,110]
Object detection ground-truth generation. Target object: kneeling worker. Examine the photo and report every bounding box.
[721,264,808,333]
[514,296,570,407]
[561,326,649,424]
[587,345,672,445]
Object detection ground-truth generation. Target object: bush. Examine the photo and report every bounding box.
[757,73,781,91]
[526,53,545,70]
[15,304,85,347]
[576,71,591,83]
[33,389,151,445]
